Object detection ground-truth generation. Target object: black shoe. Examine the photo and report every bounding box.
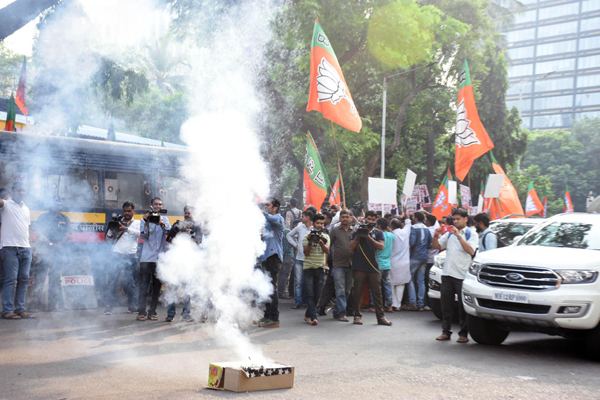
[165,315,174,322]
[317,308,327,316]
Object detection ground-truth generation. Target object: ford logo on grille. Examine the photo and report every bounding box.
[505,272,525,283]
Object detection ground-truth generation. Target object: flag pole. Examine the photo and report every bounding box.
[331,121,346,208]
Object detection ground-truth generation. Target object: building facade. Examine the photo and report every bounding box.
[505,0,600,130]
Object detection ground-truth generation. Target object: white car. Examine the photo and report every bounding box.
[428,216,545,320]
[462,213,600,359]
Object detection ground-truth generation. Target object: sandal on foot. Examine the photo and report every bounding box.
[457,336,469,343]
[149,315,158,321]
[2,312,21,319]
[311,319,318,326]
[137,314,146,321]
[303,317,311,324]
[18,312,36,319]
[436,334,451,341]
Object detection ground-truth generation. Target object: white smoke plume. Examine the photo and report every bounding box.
[156,1,276,363]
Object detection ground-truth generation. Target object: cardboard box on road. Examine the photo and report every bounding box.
[207,362,294,392]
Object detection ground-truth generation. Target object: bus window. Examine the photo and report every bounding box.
[46,169,102,209]
[111,172,149,211]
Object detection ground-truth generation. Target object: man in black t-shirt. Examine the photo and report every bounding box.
[349,211,392,326]
[30,197,72,312]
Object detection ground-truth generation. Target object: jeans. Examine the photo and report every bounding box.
[332,267,353,318]
[293,259,305,305]
[441,275,468,337]
[1,247,32,314]
[408,259,427,307]
[278,256,295,296]
[262,255,281,321]
[317,268,335,311]
[30,249,64,311]
[138,262,162,317]
[167,297,191,317]
[105,256,138,308]
[380,269,393,307]
[352,270,385,321]
[304,268,325,321]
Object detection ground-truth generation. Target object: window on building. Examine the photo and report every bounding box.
[579,36,600,51]
[506,28,536,42]
[538,21,578,38]
[508,63,534,77]
[532,114,571,128]
[579,54,600,69]
[576,111,600,119]
[538,3,579,20]
[576,92,600,106]
[535,77,574,92]
[515,10,537,24]
[507,99,531,112]
[507,81,532,95]
[577,74,600,87]
[535,58,575,74]
[536,40,576,56]
[507,46,534,60]
[582,0,600,12]
[581,17,600,32]
[534,95,573,110]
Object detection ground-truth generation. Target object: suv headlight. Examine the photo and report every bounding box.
[469,262,483,276]
[555,270,598,284]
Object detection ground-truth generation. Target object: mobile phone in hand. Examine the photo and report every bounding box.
[441,225,452,233]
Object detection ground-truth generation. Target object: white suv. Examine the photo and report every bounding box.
[428,217,544,320]
[462,213,600,359]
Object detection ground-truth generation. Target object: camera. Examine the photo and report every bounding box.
[308,228,327,244]
[148,206,168,224]
[108,214,124,231]
[166,220,199,243]
[356,222,376,237]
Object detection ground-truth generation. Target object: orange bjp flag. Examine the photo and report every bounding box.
[525,181,544,216]
[490,153,524,217]
[431,174,451,221]
[564,184,574,213]
[15,57,27,115]
[307,19,362,133]
[455,58,494,181]
[329,175,341,206]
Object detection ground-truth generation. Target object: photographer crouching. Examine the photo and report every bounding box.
[137,197,170,321]
[103,201,140,315]
[164,205,202,322]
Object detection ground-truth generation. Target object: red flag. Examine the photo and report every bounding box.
[329,175,341,206]
[455,58,494,181]
[15,57,27,115]
[525,181,544,216]
[432,173,451,221]
[490,153,524,218]
[307,19,362,133]
[564,184,574,213]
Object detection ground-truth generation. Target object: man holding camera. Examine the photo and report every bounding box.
[301,213,330,325]
[286,210,313,309]
[432,208,478,343]
[349,211,392,326]
[258,199,284,328]
[104,201,140,315]
[327,209,354,321]
[165,205,202,322]
[137,197,170,321]
[30,197,72,313]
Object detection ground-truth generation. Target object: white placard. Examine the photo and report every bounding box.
[484,174,505,199]
[477,194,484,214]
[368,177,398,205]
[402,169,417,198]
[448,180,457,205]
[460,184,472,207]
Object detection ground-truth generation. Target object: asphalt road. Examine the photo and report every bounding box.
[2,299,600,400]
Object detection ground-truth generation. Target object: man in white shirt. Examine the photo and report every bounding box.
[286,210,313,309]
[104,201,141,315]
[0,183,34,320]
[390,216,411,310]
[433,208,478,343]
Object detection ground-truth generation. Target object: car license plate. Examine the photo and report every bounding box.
[493,291,528,303]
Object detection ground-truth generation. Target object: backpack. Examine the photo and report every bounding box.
[482,231,506,251]
[290,209,302,223]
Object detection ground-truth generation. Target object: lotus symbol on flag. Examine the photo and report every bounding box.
[434,191,448,211]
[455,99,481,148]
[316,58,357,115]
[526,194,538,213]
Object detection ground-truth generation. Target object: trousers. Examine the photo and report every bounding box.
[262,255,281,321]
[441,275,468,337]
[352,270,384,321]
[138,262,162,316]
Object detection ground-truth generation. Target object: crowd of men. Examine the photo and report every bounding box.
[0,182,502,342]
[0,183,202,322]
[259,197,500,342]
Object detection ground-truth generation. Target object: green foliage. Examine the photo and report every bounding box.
[92,58,149,106]
[0,43,25,98]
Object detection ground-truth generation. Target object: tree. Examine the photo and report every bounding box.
[0,0,64,41]
[0,43,26,98]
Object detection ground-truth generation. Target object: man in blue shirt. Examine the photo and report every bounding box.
[474,213,498,253]
[407,212,432,311]
[137,197,170,321]
[258,199,284,328]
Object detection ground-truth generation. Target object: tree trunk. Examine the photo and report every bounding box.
[426,120,435,193]
[359,69,433,205]
[0,0,63,41]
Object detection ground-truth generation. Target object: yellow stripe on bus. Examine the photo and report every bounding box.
[30,211,106,223]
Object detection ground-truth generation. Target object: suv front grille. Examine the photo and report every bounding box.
[477,299,551,314]
[478,264,560,291]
